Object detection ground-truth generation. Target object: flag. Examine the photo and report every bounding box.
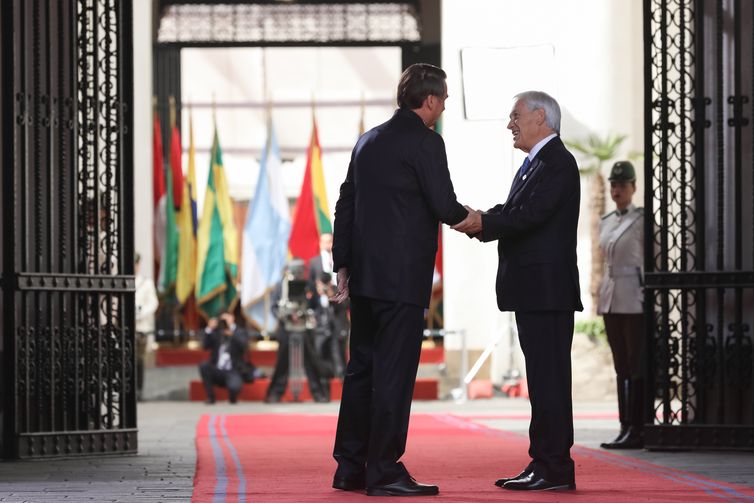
[241,120,291,332]
[176,114,198,305]
[158,162,179,296]
[153,111,166,276]
[310,123,331,235]
[288,119,330,260]
[170,123,184,210]
[196,126,239,318]
[358,94,366,136]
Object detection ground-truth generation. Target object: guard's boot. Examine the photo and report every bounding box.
[606,378,645,449]
[601,378,629,449]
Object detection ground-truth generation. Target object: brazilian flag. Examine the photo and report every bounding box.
[195,127,238,318]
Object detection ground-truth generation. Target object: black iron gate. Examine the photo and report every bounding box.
[644,0,754,449]
[0,0,136,459]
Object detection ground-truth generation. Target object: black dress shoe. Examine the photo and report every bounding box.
[332,476,365,491]
[502,472,575,491]
[494,469,532,487]
[600,426,629,449]
[367,476,439,497]
[602,426,643,449]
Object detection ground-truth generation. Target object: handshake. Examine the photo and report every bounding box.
[451,205,484,238]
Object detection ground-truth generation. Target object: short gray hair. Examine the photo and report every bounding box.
[514,91,561,134]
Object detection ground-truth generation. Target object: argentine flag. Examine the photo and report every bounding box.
[241,120,291,333]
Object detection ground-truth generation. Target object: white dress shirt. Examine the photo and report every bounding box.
[527,133,558,163]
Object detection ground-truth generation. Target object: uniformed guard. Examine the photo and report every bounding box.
[597,160,645,449]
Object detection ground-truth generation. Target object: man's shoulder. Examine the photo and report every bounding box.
[539,137,576,165]
[418,127,444,150]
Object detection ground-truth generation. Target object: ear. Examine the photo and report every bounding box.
[425,94,436,111]
[536,108,546,126]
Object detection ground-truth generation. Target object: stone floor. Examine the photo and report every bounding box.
[0,398,752,502]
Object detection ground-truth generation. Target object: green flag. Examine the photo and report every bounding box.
[159,166,179,297]
[195,128,239,318]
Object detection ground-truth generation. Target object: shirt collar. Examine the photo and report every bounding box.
[618,203,636,216]
[527,133,558,162]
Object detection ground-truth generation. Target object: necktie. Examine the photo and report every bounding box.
[518,157,531,179]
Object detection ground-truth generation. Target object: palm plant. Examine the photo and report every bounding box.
[564,133,627,316]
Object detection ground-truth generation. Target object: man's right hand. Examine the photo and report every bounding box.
[330,267,350,304]
[451,205,483,235]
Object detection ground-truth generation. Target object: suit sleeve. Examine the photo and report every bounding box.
[202,330,215,350]
[414,133,468,226]
[332,154,355,272]
[480,155,578,241]
[486,204,504,215]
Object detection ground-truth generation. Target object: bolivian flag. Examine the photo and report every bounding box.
[289,119,331,260]
[195,126,239,318]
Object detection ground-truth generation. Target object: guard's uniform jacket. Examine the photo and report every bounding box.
[597,204,644,314]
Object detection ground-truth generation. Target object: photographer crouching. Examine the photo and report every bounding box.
[198,312,261,404]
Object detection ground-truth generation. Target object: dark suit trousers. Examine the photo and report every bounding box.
[199,361,243,401]
[333,296,424,487]
[515,311,575,483]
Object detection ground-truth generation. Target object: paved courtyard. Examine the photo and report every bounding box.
[0,399,752,502]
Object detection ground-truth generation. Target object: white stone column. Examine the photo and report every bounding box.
[131,0,154,279]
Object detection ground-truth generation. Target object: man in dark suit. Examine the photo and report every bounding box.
[198,312,255,404]
[329,63,473,497]
[453,91,583,491]
[308,233,349,378]
[308,232,335,290]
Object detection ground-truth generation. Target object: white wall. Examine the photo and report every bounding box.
[180,47,402,217]
[441,0,644,380]
[133,0,153,278]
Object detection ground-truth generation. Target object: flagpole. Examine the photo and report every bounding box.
[263,291,270,339]
[311,92,316,124]
[169,95,176,130]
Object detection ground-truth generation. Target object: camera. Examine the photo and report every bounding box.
[277,259,315,332]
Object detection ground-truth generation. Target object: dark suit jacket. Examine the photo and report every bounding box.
[332,108,468,308]
[202,329,249,371]
[480,137,584,313]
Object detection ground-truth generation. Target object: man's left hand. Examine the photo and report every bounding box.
[330,267,350,304]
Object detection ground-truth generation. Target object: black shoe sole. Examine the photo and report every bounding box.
[504,483,576,491]
[366,488,439,497]
[601,443,643,449]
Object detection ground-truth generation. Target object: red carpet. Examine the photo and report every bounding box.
[192,414,754,502]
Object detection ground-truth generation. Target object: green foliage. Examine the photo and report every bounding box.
[574,317,607,344]
[564,133,628,176]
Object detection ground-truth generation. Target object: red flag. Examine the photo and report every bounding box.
[288,149,320,261]
[153,112,165,207]
[153,111,167,282]
[169,125,183,209]
[432,224,443,299]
